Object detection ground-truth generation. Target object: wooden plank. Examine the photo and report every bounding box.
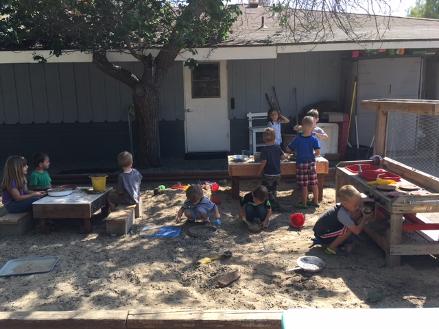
[74,63,93,123]
[45,64,63,123]
[373,109,387,156]
[383,157,439,193]
[127,309,282,329]
[364,226,389,253]
[89,64,107,122]
[32,204,91,219]
[387,213,403,266]
[390,243,439,256]
[362,99,439,115]
[29,64,49,123]
[59,63,78,123]
[0,310,128,329]
[14,64,34,123]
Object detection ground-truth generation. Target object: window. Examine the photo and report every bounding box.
[191,63,220,98]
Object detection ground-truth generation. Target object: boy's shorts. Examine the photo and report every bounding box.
[296,161,317,187]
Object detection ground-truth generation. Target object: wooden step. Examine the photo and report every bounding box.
[0,207,32,235]
[105,206,135,236]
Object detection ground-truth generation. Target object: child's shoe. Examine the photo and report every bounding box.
[324,247,337,255]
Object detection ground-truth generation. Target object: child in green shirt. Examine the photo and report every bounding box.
[29,152,52,190]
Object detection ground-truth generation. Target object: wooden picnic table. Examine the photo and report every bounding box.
[32,188,111,233]
[228,156,329,200]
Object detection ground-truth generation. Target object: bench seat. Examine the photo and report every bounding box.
[0,207,32,235]
[105,206,135,236]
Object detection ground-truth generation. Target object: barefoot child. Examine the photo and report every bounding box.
[313,185,369,255]
[258,127,285,211]
[239,185,272,231]
[176,184,220,224]
[107,151,142,210]
[287,116,321,208]
[29,152,52,190]
[1,155,45,213]
[267,108,290,147]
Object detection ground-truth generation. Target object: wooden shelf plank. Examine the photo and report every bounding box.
[362,99,439,115]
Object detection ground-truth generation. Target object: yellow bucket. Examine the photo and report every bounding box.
[90,175,107,192]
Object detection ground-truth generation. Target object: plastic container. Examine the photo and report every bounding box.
[90,175,107,192]
[345,164,379,173]
[361,170,401,182]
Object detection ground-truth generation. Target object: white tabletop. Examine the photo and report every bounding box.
[33,188,108,206]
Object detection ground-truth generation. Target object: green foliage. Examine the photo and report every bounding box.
[409,0,439,19]
[0,0,241,55]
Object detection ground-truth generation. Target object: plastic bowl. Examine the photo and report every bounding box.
[345,164,379,173]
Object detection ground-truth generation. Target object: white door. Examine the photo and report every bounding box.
[183,61,230,152]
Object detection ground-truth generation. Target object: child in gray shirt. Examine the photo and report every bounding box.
[107,151,142,209]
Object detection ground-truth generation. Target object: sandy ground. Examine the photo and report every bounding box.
[1,180,439,311]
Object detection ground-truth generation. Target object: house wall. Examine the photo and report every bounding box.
[0,62,185,164]
[227,52,343,152]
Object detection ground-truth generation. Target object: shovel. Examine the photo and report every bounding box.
[197,250,232,265]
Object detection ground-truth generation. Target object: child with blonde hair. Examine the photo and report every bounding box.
[258,127,285,210]
[287,116,321,208]
[313,185,369,255]
[1,155,45,213]
[107,151,143,210]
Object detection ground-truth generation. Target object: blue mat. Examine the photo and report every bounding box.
[140,226,182,238]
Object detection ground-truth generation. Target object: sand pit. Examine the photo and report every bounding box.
[1,180,439,311]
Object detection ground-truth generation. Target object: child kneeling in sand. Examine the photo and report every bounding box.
[176,184,220,224]
[239,185,272,232]
[312,185,369,255]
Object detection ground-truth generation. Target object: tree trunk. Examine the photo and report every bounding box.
[133,83,161,167]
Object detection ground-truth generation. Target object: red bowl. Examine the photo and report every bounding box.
[360,170,401,182]
[345,164,379,173]
[290,213,305,229]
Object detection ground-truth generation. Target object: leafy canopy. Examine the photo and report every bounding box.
[0,0,241,56]
[409,0,439,18]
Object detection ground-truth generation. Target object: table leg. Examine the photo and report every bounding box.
[83,218,92,233]
[317,174,325,202]
[231,177,240,200]
[387,214,403,267]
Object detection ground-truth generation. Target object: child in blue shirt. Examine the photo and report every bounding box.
[287,116,321,208]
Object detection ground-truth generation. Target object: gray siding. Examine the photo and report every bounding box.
[0,62,184,123]
[228,52,342,119]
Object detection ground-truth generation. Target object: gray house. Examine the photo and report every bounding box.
[1,6,439,168]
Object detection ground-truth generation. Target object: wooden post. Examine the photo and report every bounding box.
[373,109,388,156]
[387,214,403,267]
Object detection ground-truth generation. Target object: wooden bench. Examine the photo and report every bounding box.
[105,206,136,236]
[0,207,32,236]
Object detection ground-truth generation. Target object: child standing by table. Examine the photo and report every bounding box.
[107,151,143,210]
[267,108,290,147]
[176,184,220,224]
[239,185,272,232]
[29,152,52,190]
[313,185,369,255]
[307,109,328,140]
[258,127,285,211]
[287,116,321,208]
[1,155,45,213]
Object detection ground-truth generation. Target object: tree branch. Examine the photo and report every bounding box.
[92,51,139,88]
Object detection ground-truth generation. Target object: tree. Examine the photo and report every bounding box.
[0,0,240,167]
[409,0,439,18]
[1,0,391,167]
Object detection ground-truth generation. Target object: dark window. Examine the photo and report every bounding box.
[192,63,220,98]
